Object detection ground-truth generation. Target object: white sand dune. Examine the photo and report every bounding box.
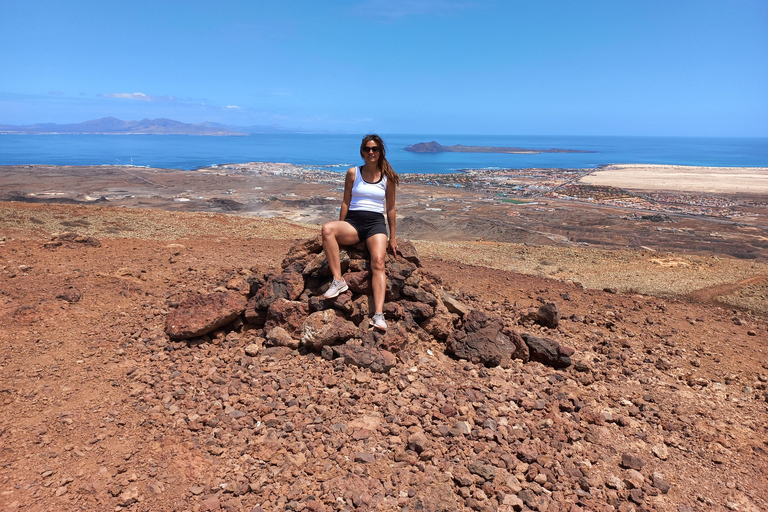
[580,164,768,194]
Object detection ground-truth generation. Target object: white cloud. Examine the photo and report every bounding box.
[100,92,174,102]
[225,105,241,109]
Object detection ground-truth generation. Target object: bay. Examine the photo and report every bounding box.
[0,133,766,174]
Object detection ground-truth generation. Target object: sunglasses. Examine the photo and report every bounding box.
[363,146,381,154]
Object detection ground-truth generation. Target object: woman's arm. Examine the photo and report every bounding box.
[339,167,356,221]
[385,178,397,255]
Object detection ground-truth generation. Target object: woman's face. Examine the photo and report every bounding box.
[362,140,381,165]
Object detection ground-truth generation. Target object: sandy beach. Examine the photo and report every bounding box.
[579,164,768,194]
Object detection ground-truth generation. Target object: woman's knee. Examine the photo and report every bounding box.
[370,253,386,272]
[321,223,334,239]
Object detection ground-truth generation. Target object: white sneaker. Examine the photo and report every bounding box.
[323,278,348,299]
[371,312,387,331]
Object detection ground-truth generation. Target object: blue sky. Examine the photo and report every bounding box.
[1,0,766,136]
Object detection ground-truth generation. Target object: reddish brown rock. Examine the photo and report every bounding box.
[446,309,525,367]
[402,301,434,321]
[395,239,421,267]
[373,322,410,353]
[328,344,397,373]
[281,235,323,269]
[264,298,309,336]
[50,232,102,247]
[301,310,358,350]
[345,270,373,295]
[439,290,472,317]
[265,326,299,349]
[409,482,461,512]
[165,292,247,340]
[402,285,438,306]
[421,303,454,341]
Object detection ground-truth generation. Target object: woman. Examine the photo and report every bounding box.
[321,134,399,331]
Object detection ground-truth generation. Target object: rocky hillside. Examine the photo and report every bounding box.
[0,203,766,512]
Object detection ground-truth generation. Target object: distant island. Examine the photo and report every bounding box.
[404,141,594,154]
[0,117,247,136]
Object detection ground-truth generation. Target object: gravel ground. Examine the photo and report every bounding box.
[413,240,768,303]
[718,282,768,317]
[2,200,768,512]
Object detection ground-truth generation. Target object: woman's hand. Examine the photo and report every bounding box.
[388,237,398,256]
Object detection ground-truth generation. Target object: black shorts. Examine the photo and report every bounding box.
[344,210,388,241]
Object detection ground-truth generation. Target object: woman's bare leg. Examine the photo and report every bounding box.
[366,233,388,314]
[321,221,360,280]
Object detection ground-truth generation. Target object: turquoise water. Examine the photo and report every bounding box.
[0,134,766,174]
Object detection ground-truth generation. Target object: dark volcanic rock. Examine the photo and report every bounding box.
[537,302,560,328]
[621,453,645,471]
[165,292,247,340]
[446,310,527,367]
[251,270,305,309]
[56,286,82,303]
[522,333,573,368]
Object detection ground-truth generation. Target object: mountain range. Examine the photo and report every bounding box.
[0,117,305,135]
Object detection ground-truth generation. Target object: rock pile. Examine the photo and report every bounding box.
[165,237,574,371]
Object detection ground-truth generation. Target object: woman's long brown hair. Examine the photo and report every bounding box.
[360,134,399,186]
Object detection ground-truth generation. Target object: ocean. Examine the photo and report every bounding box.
[0,134,766,174]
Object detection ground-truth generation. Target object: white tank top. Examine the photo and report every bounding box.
[349,166,387,214]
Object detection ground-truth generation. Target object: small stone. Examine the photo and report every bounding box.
[503,494,524,509]
[354,452,375,464]
[118,486,140,506]
[190,485,205,495]
[624,469,644,489]
[244,343,260,357]
[355,371,372,383]
[652,472,671,494]
[453,421,471,435]
[467,461,496,481]
[621,453,644,470]
[606,475,623,489]
[629,488,644,504]
[652,444,669,460]
[687,376,710,387]
[201,495,221,511]
[407,432,430,454]
[56,287,82,303]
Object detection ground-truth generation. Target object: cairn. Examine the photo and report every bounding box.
[166,236,574,371]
